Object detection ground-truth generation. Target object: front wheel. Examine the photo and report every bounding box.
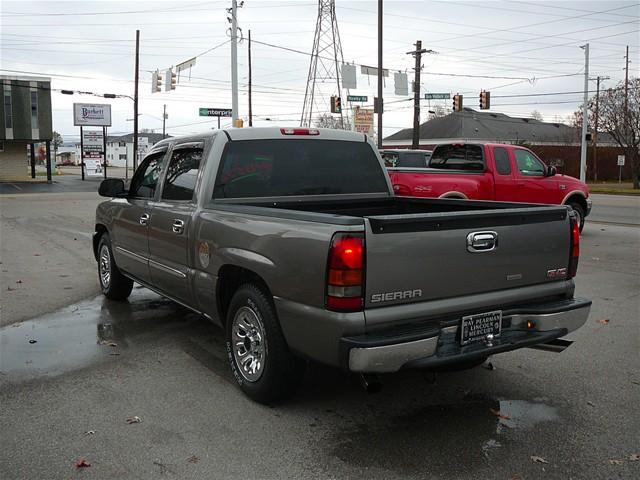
[97,233,133,301]
[226,284,305,404]
[568,202,585,232]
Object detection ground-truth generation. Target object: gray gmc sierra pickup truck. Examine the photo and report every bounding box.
[94,127,591,403]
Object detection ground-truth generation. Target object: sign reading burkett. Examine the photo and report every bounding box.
[74,103,112,126]
[353,107,374,136]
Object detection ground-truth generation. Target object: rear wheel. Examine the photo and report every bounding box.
[226,284,306,404]
[568,202,585,232]
[97,233,133,301]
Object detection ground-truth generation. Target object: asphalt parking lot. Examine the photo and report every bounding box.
[0,192,638,479]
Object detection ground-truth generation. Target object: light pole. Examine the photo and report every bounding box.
[579,43,589,183]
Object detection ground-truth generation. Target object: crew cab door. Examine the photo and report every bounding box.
[513,148,556,203]
[111,150,166,282]
[490,146,518,201]
[147,141,205,304]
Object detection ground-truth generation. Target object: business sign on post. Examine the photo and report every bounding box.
[73,103,112,126]
[82,130,104,176]
[199,108,232,117]
[353,107,374,136]
[137,136,149,157]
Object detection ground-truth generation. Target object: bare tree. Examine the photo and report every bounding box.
[314,114,346,130]
[530,110,543,121]
[594,78,639,188]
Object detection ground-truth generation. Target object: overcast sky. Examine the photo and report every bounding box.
[1,0,638,141]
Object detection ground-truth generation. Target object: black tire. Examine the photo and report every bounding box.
[568,202,585,233]
[226,284,306,404]
[97,233,133,301]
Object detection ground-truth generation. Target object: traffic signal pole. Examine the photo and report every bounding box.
[231,0,239,124]
[133,29,140,171]
[377,0,383,148]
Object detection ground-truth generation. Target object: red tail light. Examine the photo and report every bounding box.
[326,233,364,312]
[568,214,580,278]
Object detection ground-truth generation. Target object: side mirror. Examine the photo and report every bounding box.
[546,166,557,177]
[98,178,127,198]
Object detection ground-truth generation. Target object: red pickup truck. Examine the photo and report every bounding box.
[387,142,592,230]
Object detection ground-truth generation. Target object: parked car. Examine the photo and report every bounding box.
[387,142,592,231]
[380,149,432,168]
[94,128,591,403]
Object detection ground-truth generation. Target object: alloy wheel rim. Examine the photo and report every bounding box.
[231,306,267,382]
[99,245,111,288]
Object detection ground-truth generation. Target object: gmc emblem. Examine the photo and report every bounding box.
[547,268,568,279]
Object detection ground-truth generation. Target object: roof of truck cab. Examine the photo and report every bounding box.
[153,127,368,145]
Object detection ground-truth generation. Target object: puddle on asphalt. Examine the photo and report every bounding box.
[329,394,560,475]
[0,288,201,382]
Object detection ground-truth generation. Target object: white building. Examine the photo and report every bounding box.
[74,132,168,168]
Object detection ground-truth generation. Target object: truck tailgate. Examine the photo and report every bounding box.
[364,206,570,310]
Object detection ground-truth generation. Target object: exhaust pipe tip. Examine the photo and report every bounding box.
[359,373,382,394]
[528,338,574,353]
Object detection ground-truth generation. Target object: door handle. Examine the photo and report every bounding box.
[172,219,185,235]
[139,213,150,226]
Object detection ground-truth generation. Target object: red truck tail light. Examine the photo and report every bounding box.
[568,214,580,278]
[280,128,320,136]
[326,233,364,312]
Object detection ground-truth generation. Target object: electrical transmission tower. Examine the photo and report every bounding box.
[300,0,347,128]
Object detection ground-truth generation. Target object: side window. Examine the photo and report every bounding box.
[429,144,484,171]
[381,152,398,167]
[515,149,545,176]
[493,147,511,175]
[129,153,164,198]
[161,147,203,201]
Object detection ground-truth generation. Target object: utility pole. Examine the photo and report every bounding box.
[231,0,239,124]
[133,29,140,171]
[377,0,383,148]
[592,75,609,182]
[162,104,167,139]
[579,43,589,183]
[624,45,629,136]
[407,41,435,149]
[248,29,253,127]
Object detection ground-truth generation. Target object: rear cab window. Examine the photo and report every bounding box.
[213,139,389,199]
[429,144,485,171]
[161,143,204,201]
[397,152,428,168]
[493,147,512,175]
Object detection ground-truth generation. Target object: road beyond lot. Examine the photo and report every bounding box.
[0,194,638,479]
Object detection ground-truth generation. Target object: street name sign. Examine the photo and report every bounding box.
[424,93,450,100]
[347,95,368,102]
[199,108,232,117]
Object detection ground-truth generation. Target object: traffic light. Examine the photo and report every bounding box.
[164,68,177,91]
[330,96,342,113]
[453,94,463,112]
[479,90,490,110]
[151,70,162,93]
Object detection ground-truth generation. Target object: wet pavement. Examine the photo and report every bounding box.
[1,223,638,479]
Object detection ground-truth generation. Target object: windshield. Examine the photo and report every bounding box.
[213,139,389,198]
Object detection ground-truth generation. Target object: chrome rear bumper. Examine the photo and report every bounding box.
[347,298,591,373]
